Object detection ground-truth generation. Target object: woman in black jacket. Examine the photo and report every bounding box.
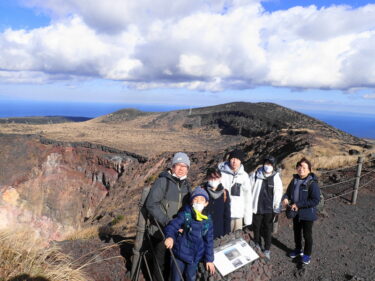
[202,167,231,239]
[282,157,321,265]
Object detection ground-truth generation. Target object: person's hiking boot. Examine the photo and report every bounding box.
[302,254,311,264]
[263,250,271,260]
[288,249,303,258]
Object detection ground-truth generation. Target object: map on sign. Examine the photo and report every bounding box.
[213,238,259,276]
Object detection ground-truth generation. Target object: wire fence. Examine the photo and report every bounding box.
[318,163,358,174]
[318,156,375,203]
[359,168,375,178]
[359,176,375,189]
[317,157,374,175]
[321,177,356,189]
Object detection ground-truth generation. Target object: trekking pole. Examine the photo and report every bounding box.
[155,220,185,281]
[142,251,154,281]
[144,227,165,281]
[134,254,142,281]
[131,187,150,280]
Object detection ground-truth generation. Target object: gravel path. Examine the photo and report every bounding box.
[269,187,375,281]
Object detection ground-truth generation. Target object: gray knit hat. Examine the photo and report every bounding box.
[171,152,190,168]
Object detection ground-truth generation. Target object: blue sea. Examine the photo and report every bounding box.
[0,100,374,139]
[305,111,375,140]
[0,100,187,118]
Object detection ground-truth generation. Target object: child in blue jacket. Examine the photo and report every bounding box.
[164,187,215,281]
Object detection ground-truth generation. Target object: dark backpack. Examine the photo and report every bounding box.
[307,180,325,212]
[183,211,211,237]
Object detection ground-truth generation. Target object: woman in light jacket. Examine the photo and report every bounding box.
[250,156,283,260]
[282,157,321,265]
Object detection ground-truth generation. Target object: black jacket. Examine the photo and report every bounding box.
[283,173,321,221]
[203,183,231,239]
[145,170,191,227]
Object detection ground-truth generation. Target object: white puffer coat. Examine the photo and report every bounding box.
[218,162,253,225]
[249,167,283,214]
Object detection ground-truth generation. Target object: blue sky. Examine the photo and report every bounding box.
[0,0,375,116]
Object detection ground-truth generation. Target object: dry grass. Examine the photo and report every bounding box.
[277,137,372,188]
[0,117,246,157]
[63,225,100,241]
[312,155,359,170]
[0,228,88,281]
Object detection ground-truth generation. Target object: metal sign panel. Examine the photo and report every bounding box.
[213,238,259,276]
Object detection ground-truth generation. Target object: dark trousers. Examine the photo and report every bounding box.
[253,213,273,251]
[151,238,170,281]
[293,218,314,256]
[170,258,198,281]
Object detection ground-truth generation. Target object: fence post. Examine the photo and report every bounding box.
[352,156,363,205]
[130,186,150,280]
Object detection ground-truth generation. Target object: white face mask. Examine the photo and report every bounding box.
[172,173,187,180]
[208,180,220,188]
[263,165,273,174]
[192,202,205,212]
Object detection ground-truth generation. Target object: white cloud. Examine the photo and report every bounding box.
[22,0,243,33]
[0,16,142,82]
[363,93,375,99]
[1,1,375,92]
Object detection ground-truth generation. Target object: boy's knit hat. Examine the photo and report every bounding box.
[228,149,245,162]
[190,186,209,202]
[171,152,190,168]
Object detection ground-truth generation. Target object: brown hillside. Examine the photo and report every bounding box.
[0,102,368,157]
[0,102,373,235]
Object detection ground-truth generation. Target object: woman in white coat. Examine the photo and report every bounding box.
[249,156,283,259]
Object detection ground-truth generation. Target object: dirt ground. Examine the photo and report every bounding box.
[269,186,375,281]
[0,116,246,157]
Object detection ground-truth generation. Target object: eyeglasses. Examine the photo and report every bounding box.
[175,163,188,169]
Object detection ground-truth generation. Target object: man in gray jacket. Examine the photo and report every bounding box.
[145,152,192,281]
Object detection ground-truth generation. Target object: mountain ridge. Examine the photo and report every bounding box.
[98,102,366,146]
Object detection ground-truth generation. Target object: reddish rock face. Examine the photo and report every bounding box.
[0,130,314,240]
[0,134,142,240]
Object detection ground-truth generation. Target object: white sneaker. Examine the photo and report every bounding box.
[263,250,271,260]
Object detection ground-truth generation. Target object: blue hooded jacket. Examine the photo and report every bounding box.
[283,173,321,221]
[164,205,214,264]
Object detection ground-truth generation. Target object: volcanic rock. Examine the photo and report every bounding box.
[57,238,128,281]
[0,134,144,240]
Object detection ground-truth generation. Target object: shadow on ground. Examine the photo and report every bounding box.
[8,275,49,281]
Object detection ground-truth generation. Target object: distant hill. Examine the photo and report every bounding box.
[100,108,153,123]
[0,102,370,158]
[0,116,91,124]
[100,102,365,145]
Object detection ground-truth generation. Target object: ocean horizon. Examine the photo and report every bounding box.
[0,100,374,140]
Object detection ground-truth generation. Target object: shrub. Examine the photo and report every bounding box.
[0,228,88,281]
[63,225,99,241]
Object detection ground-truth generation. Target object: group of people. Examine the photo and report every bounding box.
[145,150,321,281]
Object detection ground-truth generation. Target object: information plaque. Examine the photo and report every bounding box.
[213,238,259,276]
